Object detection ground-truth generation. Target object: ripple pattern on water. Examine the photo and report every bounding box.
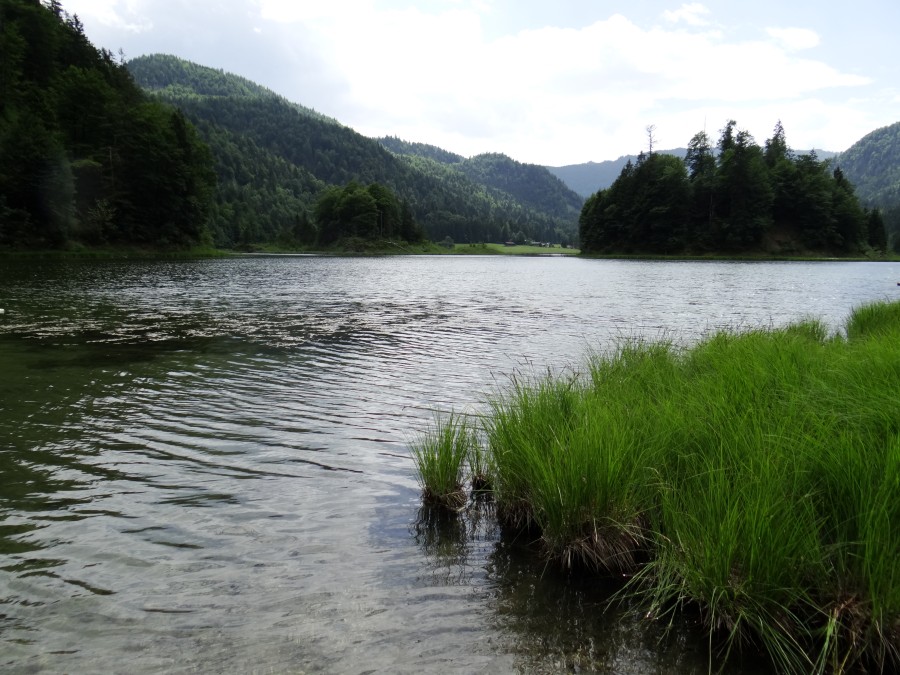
[0,255,897,673]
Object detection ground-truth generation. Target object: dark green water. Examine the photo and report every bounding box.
[1,256,897,673]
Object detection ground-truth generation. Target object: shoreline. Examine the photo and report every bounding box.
[1,243,896,262]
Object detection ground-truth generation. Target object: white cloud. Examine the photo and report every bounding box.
[662,3,711,26]
[766,27,821,51]
[256,0,373,23]
[296,6,869,162]
[65,0,153,33]
[62,0,888,164]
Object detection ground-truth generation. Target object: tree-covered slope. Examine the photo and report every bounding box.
[835,121,900,250]
[128,54,580,247]
[835,122,900,207]
[378,139,583,224]
[127,53,329,122]
[0,1,215,250]
[458,153,583,223]
[378,136,464,166]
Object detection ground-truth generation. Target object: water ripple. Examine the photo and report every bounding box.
[0,256,897,673]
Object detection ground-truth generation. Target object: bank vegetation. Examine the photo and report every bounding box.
[412,299,900,673]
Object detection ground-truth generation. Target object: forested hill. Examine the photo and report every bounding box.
[0,1,215,250]
[458,154,583,223]
[127,54,338,125]
[836,122,900,207]
[127,54,581,248]
[835,122,900,250]
[377,139,582,223]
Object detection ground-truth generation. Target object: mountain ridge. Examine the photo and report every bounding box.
[127,54,896,250]
[127,54,582,247]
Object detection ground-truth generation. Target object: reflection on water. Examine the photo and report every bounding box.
[0,255,897,673]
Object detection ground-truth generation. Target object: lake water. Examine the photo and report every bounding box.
[1,255,897,674]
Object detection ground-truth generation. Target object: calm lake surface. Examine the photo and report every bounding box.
[1,255,898,674]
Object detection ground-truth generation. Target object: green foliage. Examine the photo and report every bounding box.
[378,136,464,165]
[866,208,888,251]
[836,121,900,208]
[580,120,873,256]
[579,152,690,253]
[715,126,773,249]
[835,121,900,248]
[127,54,582,249]
[420,300,900,672]
[410,413,473,510]
[314,181,422,245]
[0,1,215,250]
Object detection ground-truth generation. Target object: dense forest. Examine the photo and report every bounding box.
[580,121,887,255]
[127,54,582,248]
[550,148,838,199]
[0,0,216,249]
[377,139,583,227]
[835,121,900,250]
[4,1,895,255]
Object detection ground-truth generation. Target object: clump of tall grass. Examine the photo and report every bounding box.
[466,423,492,494]
[410,413,474,510]
[628,312,900,672]
[411,300,900,673]
[844,297,900,340]
[482,344,680,571]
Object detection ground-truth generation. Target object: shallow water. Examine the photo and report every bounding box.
[1,255,897,673]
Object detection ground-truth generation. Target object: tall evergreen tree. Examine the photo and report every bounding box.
[866,208,888,251]
[580,119,872,256]
[0,0,216,249]
[714,128,773,249]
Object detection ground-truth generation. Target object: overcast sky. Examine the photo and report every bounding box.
[61,0,900,166]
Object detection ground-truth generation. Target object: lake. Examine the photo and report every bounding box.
[1,255,897,674]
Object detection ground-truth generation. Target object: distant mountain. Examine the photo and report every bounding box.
[835,121,900,250]
[377,139,582,225]
[459,153,583,222]
[550,148,838,198]
[127,54,581,248]
[835,122,900,207]
[548,150,686,198]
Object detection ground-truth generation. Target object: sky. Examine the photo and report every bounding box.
[60,0,900,167]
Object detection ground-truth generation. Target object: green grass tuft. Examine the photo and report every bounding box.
[412,299,900,673]
[410,413,473,510]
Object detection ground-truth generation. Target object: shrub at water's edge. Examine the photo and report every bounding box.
[410,300,900,673]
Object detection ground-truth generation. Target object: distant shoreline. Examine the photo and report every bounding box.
[0,244,896,262]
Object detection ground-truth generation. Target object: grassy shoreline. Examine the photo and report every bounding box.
[412,300,900,674]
